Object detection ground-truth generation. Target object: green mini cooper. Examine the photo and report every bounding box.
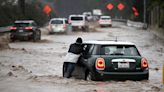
[63,40,149,81]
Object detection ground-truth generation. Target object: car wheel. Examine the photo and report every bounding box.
[143,73,149,80]
[85,71,96,81]
[38,30,41,40]
[33,31,40,42]
[86,72,92,81]
[10,38,15,42]
[33,32,37,42]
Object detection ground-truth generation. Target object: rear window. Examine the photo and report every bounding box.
[101,45,140,56]
[51,20,63,24]
[101,18,111,20]
[14,23,30,27]
[71,17,83,21]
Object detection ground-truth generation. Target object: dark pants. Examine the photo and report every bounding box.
[65,63,76,78]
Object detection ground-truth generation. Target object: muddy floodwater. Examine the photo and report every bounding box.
[0,22,163,92]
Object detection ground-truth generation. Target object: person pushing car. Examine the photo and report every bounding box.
[64,37,83,78]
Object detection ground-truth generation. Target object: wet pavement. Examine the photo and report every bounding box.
[0,22,163,92]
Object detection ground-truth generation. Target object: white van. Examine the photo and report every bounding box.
[69,15,89,31]
[49,18,69,34]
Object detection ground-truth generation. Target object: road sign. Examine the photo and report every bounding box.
[107,3,114,10]
[43,4,52,15]
[117,3,125,10]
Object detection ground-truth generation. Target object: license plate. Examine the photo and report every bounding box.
[19,30,23,32]
[118,62,129,68]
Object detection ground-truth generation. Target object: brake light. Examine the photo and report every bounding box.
[68,20,71,24]
[10,26,17,30]
[63,24,66,29]
[141,58,148,69]
[49,25,52,29]
[25,26,33,30]
[98,20,102,22]
[96,58,105,70]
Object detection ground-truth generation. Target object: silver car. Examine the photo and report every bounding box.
[49,18,69,34]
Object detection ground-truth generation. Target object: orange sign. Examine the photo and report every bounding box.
[117,3,125,10]
[43,4,52,15]
[107,3,114,10]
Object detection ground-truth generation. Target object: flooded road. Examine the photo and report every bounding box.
[0,22,163,92]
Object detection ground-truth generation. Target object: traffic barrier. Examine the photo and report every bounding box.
[0,26,10,33]
[127,20,145,29]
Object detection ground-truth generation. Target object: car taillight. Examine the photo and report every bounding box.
[49,25,52,29]
[98,20,102,22]
[96,58,105,70]
[68,20,71,24]
[10,26,17,30]
[25,26,33,30]
[63,25,66,29]
[141,58,149,69]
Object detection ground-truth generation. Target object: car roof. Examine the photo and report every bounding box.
[50,18,67,21]
[15,20,34,23]
[83,40,135,45]
[69,15,85,17]
[100,16,111,18]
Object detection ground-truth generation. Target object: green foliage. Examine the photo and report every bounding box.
[148,0,164,28]
[0,0,49,27]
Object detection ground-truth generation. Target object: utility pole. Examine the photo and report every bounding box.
[18,0,25,17]
[143,0,147,29]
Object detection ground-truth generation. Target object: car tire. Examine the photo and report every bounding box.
[33,32,37,42]
[10,38,15,42]
[143,73,149,80]
[82,26,88,32]
[10,34,15,42]
[33,30,41,42]
[85,71,96,81]
[38,30,41,40]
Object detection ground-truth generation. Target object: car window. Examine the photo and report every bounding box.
[101,45,140,56]
[82,44,93,55]
[101,18,111,20]
[14,23,30,27]
[71,17,83,21]
[51,20,63,24]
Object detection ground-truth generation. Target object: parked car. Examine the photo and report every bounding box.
[49,18,69,34]
[98,16,112,27]
[10,20,41,42]
[69,15,89,31]
[63,40,149,81]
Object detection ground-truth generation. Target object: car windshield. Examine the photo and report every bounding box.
[51,20,63,24]
[14,23,30,27]
[101,45,140,56]
[71,17,83,21]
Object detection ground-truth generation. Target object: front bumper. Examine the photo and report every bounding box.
[94,70,149,80]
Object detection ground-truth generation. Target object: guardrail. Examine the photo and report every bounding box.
[0,26,10,34]
[112,19,127,22]
[127,20,147,29]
